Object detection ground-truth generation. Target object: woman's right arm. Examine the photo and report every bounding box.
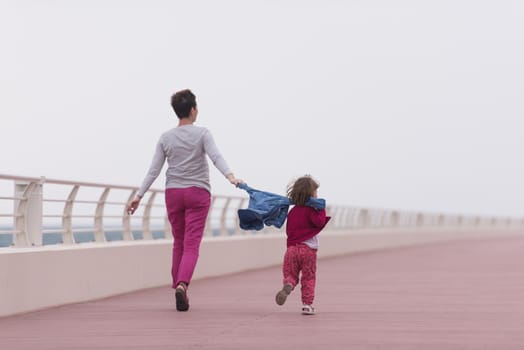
[226,173,243,186]
[203,129,243,186]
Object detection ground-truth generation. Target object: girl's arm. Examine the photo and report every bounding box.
[309,208,328,228]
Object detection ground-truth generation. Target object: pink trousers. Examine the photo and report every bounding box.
[165,187,210,288]
[282,243,317,305]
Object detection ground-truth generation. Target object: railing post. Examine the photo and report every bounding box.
[339,207,348,229]
[14,180,43,246]
[437,214,445,227]
[62,185,79,244]
[416,213,424,227]
[326,205,334,227]
[474,216,481,227]
[122,189,137,241]
[337,207,346,229]
[94,188,110,242]
[220,198,231,236]
[391,211,400,227]
[357,209,369,229]
[142,192,156,240]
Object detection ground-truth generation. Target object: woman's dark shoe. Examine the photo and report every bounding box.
[175,283,189,311]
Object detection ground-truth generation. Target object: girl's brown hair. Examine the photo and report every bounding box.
[287,175,319,206]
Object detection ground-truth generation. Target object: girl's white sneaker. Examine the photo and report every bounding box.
[302,304,315,315]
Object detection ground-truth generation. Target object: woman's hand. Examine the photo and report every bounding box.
[126,196,141,215]
[226,173,243,186]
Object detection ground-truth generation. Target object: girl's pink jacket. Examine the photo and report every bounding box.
[285,206,331,247]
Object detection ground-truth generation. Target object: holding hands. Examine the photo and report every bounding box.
[127,174,243,216]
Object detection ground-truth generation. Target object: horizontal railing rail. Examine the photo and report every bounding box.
[0,173,523,247]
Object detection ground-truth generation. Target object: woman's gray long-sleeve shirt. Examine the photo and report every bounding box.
[137,125,231,197]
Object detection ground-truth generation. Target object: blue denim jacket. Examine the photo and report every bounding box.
[237,183,326,231]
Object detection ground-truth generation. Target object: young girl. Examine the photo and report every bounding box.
[275,175,331,315]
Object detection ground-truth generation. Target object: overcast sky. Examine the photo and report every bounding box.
[2,0,523,218]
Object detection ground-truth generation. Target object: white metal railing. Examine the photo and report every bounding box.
[0,174,523,247]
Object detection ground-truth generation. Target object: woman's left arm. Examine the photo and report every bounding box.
[127,138,166,215]
[137,138,166,197]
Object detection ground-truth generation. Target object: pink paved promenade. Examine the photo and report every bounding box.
[2,235,524,349]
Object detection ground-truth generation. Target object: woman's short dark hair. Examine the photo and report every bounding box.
[171,89,197,119]
[287,175,319,206]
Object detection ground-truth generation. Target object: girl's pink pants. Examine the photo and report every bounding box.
[282,243,317,305]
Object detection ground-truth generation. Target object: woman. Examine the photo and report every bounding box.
[126,89,242,311]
